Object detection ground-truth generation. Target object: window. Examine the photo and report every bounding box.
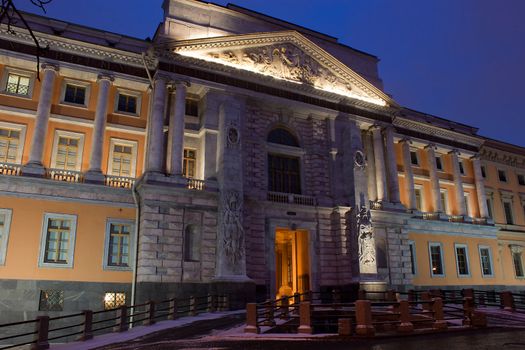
[429,243,444,276]
[464,194,470,217]
[5,72,31,96]
[455,244,470,276]
[518,174,525,186]
[0,129,20,164]
[486,198,493,219]
[435,156,443,171]
[63,83,87,105]
[440,190,448,215]
[459,161,465,175]
[104,220,133,270]
[39,213,77,268]
[414,188,423,211]
[267,128,299,147]
[185,99,199,117]
[268,154,301,194]
[410,150,419,166]
[104,292,126,310]
[0,209,12,265]
[408,241,416,275]
[39,290,64,311]
[115,90,141,115]
[184,225,201,262]
[498,170,507,182]
[183,149,196,178]
[511,247,524,278]
[478,246,493,277]
[50,130,84,173]
[481,165,487,178]
[108,139,137,178]
[504,201,514,225]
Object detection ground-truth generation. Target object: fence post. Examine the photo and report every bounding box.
[280,296,290,320]
[189,296,197,316]
[144,300,156,325]
[298,302,312,334]
[208,294,216,313]
[244,303,260,334]
[397,300,413,333]
[338,318,352,336]
[168,298,178,320]
[358,289,367,300]
[77,310,93,341]
[500,291,515,312]
[114,305,129,332]
[432,298,448,330]
[386,289,396,302]
[355,300,375,337]
[408,289,416,302]
[31,316,49,350]
[223,295,230,311]
[462,297,474,326]
[421,291,432,312]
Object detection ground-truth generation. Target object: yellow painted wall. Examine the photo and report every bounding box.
[0,196,134,283]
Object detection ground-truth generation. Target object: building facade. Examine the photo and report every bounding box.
[0,0,522,323]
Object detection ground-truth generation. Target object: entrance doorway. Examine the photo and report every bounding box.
[275,229,310,298]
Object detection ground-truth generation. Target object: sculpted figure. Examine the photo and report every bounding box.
[357,206,376,266]
[222,190,244,264]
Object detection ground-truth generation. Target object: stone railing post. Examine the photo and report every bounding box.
[244,303,259,334]
[114,305,128,332]
[208,294,216,313]
[355,300,375,337]
[500,291,515,311]
[338,318,352,336]
[432,298,448,330]
[77,310,93,341]
[145,300,156,325]
[397,300,413,333]
[463,297,474,326]
[32,316,50,350]
[189,296,196,316]
[168,298,178,320]
[298,302,312,334]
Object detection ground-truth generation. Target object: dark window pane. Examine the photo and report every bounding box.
[268,154,301,194]
[267,128,299,147]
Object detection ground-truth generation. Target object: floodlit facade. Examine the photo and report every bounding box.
[0,0,523,323]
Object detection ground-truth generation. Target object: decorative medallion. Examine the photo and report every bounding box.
[354,150,366,170]
[227,126,240,146]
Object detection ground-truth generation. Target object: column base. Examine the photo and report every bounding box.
[22,163,46,178]
[84,170,106,184]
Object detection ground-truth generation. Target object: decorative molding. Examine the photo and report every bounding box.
[480,147,525,169]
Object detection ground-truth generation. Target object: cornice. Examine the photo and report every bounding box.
[480,147,525,169]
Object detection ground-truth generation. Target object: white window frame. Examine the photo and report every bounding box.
[409,149,420,166]
[408,240,417,275]
[478,245,494,278]
[510,246,525,278]
[103,219,134,271]
[464,192,472,218]
[0,208,13,265]
[428,242,445,277]
[454,243,471,277]
[414,184,424,212]
[435,155,444,171]
[107,138,138,178]
[38,213,77,269]
[0,67,36,98]
[440,189,449,215]
[60,79,91,107]
[50,130,85,172]
[486,197,494,219]
[0,121,27,164]
[114,89,142,117]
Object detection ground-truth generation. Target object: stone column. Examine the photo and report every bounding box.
[471,155,489,218]
[370,125,388,202]
[383,126,400,203]
[425,144,443,214]
[145,75,168,174]
[24,63,59,176]
[85,74,113,183]
[363,131,377,203]
[167,81,188,176]
[400,139,417,211]
[450,150,467,216]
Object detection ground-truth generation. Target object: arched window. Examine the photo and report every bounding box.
[267,128,301,194]
[184,225,200,262]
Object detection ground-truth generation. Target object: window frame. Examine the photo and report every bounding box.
[38,213,77,269]
[503,200,514,225]
[454,243,471,277]
[183,148,197,179]
[498,169,508,183]
[480,165,487,179]
[511,246,525,278]
[428,242,445,277]
[50,130,85,172]
[0,208,13,265]
[408,240,417,275]
[0,121,27,164]
[440,189,449,215]
[459,160,466,175]
[103,219,134,271]
[486,197,494,219]
[60,79,91,107]
[435,155,444,171]
[478,245,494,278]
[107,138,138,178]
[518,174,525,187]
[114,89,141,117]
[414,185,423,212]
[464,192,471,218]
[0,67,35,98]
[409,149,420,166]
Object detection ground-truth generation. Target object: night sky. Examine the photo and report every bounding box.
[15,0,525,147]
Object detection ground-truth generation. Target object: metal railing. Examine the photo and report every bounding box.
[267,192,316,206]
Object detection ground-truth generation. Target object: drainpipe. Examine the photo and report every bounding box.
[130,179,141,327]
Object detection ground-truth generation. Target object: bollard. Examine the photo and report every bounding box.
[189,296,197,316]
[77,310,93,341]
[355,300,375,337]
[500,291,515,312]
[263,300,276,326]
[168,298,178,320]
[338,318,352,336]
[244,303,260,334]
[397,300,413,333]
[298,302,312,334]
[432,298,448,330]
[144,300,156,325]
[31,316,49,350]
[114,305,128,332]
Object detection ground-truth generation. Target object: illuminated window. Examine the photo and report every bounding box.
[39,290,64,311]
[105,221,133,269]
[440,190,448,214]
[429,242,444,277]
[479,246,493,277]
[104,292,126,310]
[39,213,77,268]
[55,137,79,170]
[183,149,196,178]
[6,73,30,95]
[455,244,470,276]
[63,84,87,105]
[108,139,137,178]
[184,224,200,262]
[0,128,20,164]
[464,194,470,217]
[0,209,12,265]
[414,188,423,211]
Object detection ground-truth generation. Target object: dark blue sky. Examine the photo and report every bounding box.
[17,0,525,146]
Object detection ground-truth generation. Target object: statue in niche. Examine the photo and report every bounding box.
[222,190,244,265]
[357,206,375,266]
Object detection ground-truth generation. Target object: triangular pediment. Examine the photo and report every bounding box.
[168,31,395,107]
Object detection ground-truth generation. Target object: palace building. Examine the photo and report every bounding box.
[0,0,524,323]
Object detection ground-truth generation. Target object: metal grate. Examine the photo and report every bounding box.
[39,290,64,311]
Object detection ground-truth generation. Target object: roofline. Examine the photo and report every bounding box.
[482,136,525,154]
[402,107,479,134]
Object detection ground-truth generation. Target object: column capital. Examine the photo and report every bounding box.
[97,74,114,83]
[153,71,172,82]
[470,154,481,161]
[381,125,395,135]
[399,138,412,145]
[423,143,437,150]
[369,124,383,132]
[41,63,59,72]
[448,149,460,156]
